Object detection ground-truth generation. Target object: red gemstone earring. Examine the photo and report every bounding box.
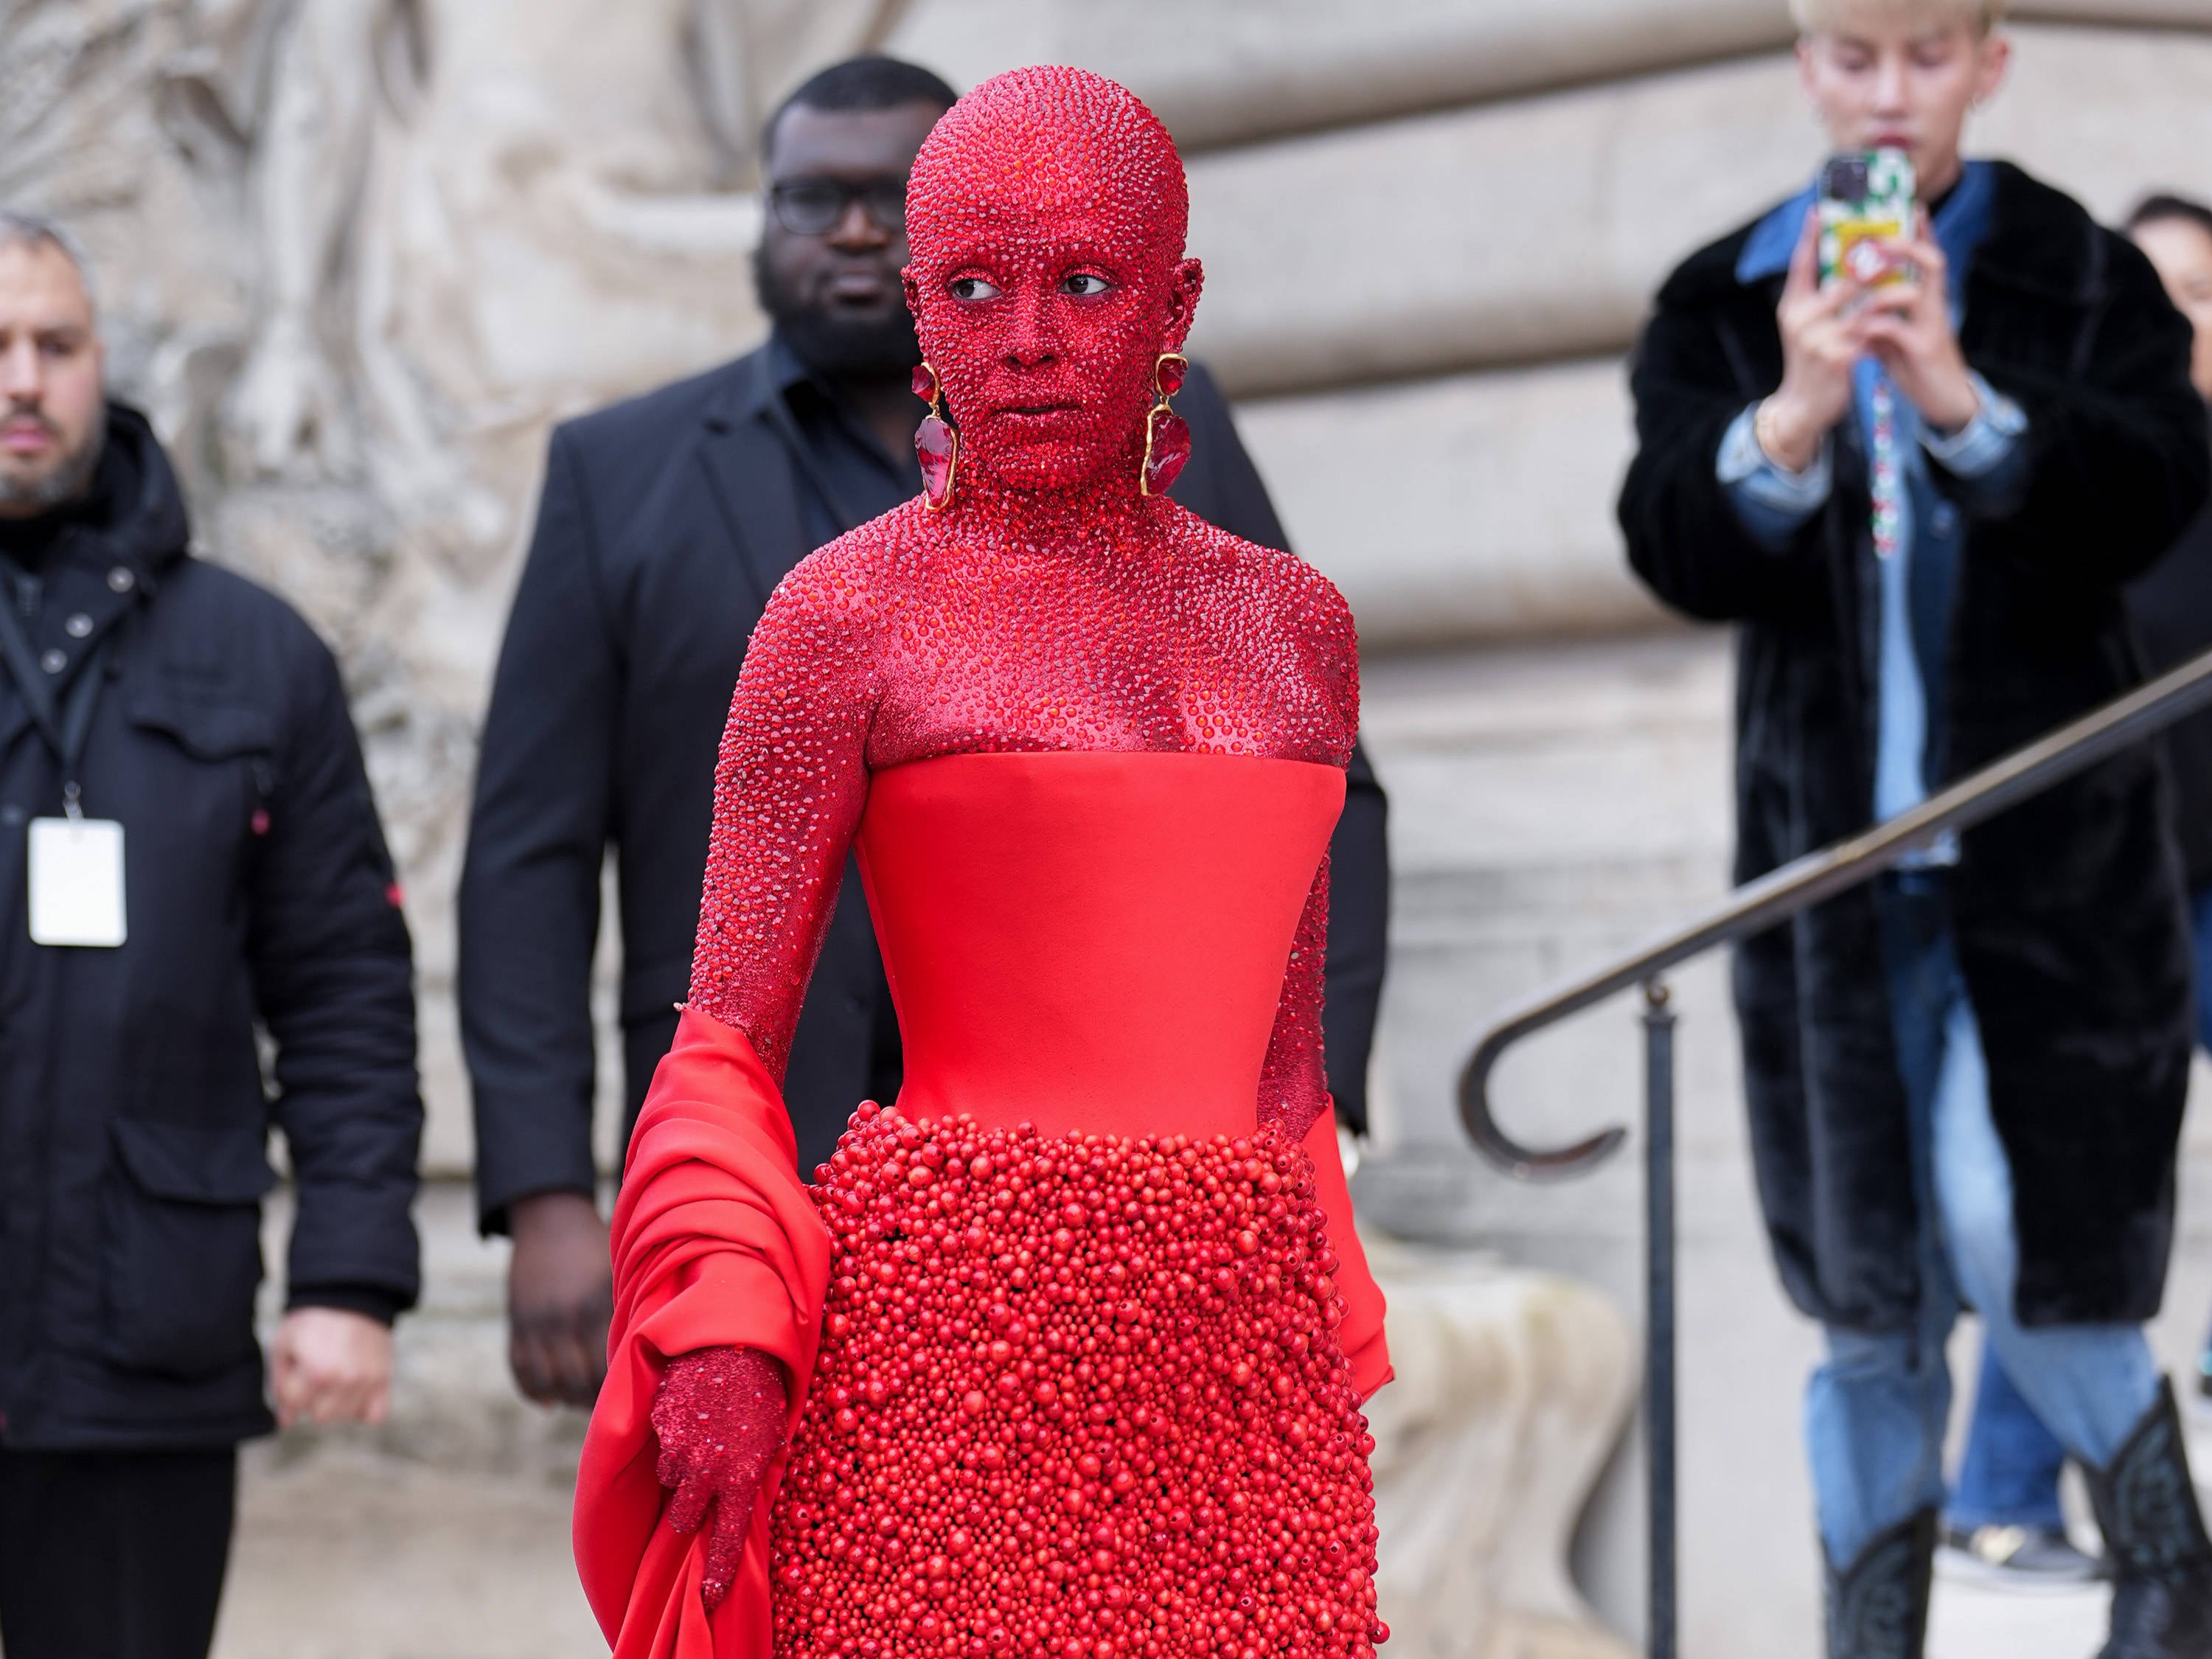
[912,361,958,510]
[1139,352,1191,496]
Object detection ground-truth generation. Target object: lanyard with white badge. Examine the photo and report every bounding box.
[0,595,122,947]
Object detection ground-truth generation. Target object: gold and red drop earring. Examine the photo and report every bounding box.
[912,361,958,509]
[1138,352,1191,496]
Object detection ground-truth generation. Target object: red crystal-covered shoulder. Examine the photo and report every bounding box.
[686,495,1357,1093]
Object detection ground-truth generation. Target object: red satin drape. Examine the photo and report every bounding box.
[574,1007,832,1659]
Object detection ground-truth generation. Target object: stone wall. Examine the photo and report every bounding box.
[1170,15,2212,641]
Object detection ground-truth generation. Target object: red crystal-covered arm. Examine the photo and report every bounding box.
[1256,854,1334,1144]
[686,554,880,1077]
[1256,566,1362,1144]
[1261,569,1390,1397]
[625,554,876,1618]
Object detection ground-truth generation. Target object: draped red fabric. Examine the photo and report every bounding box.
[1304,1102,1392,1402]
[574,1006,832,1659]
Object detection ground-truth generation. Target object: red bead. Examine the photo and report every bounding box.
[769,1114,1377,1658]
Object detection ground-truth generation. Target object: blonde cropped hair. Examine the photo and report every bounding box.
[1791,0,2006,32]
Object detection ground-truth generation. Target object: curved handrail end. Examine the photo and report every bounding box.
[1458,1040,1631,1180]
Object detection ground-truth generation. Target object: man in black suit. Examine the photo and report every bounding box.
[459,56,1390,1408]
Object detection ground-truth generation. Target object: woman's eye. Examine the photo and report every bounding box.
[1061,274,1112,297]
[949,276,1001,301]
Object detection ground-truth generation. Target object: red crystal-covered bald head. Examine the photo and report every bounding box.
[903,67,1203,496]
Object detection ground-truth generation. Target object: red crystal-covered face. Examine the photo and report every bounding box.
[902,67,1203,496]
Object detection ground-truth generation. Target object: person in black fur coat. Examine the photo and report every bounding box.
[1618,4,2212,1654]
[1938,189,2212,1597]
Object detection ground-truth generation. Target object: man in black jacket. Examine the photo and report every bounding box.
[0,214,421,1659]
[1618,4,2212,1654]
[460,57,1391,1411]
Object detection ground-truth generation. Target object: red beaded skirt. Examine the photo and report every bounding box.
[768,1103,1382,1659]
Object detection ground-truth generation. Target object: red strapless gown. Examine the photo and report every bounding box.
[577,754,1389,1659]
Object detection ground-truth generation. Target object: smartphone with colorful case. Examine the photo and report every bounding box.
[1819,148,1916,287]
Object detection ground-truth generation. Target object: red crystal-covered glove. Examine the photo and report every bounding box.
[651,1345,789,1610]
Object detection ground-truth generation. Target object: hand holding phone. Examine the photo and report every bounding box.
[1759,209,1866,471]
[1851,209,1982,432]
[1756,150,1980,465]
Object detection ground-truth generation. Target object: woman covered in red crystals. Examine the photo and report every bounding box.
[572,64,1392,1659]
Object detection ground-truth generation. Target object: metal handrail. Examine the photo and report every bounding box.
[1461,643,2212,1172]
[1452,641,2212,1659]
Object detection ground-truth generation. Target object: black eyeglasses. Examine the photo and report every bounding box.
[768,178,908,237]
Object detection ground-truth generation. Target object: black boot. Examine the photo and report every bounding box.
[1826,1509,1935,1659]
[2087,1380,2212,1659]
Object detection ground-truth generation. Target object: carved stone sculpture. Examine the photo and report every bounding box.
[1366,1239,1639,1659]
[0,0,902,1028]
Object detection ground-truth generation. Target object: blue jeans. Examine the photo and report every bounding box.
[1949,1343,2067,1533]
[1805,875,2160,1565]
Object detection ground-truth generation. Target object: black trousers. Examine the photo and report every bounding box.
[0,1447,236,1659]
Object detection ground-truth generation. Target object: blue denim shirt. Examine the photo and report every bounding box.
[1717,163,2029,846]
